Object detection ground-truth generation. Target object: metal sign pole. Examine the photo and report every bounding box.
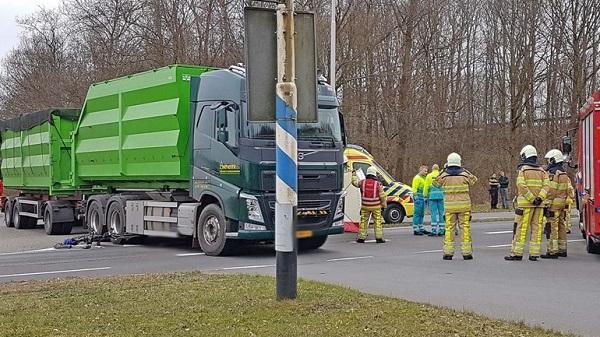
[330,0,336,90]
[275,0,298,300]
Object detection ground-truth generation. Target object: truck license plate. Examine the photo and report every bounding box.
[296,230,313,238]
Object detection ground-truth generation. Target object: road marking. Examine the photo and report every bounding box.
[220,264,275,271]
[0,267,111,279]
[0,248,56,256]
[487,244,512,248]
[567,239,585,242]
[326,256,373,262]
[176,253,206,257]
[415,249,443,254]
[485,230,514,235]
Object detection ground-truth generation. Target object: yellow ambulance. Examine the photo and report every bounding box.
[343,145,414,227]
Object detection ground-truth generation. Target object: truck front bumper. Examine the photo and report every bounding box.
[233,223,344,241]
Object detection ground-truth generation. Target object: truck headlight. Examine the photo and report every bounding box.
[241,193,264,223]
[334,195,344,219]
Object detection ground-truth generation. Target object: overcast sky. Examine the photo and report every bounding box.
[0,0,62,61]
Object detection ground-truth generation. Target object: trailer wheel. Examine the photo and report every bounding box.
[197,204,237,256]
[298,235,328,251]
[13,201,36,229]
[87,201,106,235]
[43,204,72,235]
[586,236,600,254]
[384,204,405,224]
[107,201,126,238]
[4,198,13,227]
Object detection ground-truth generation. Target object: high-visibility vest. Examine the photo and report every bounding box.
[361,178,383,208]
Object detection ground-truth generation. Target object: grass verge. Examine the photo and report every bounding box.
[0,272,572,337]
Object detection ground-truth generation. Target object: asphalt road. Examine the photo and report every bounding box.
[0,215,598,337]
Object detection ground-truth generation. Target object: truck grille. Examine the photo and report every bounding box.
[268,200,331,211]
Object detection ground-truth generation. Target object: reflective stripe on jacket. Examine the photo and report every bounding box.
[516,165,549,208]
[435,170,477,213]
[546,170,575,210]
[412,174,426,199]
[424,170,444,200]
[352,174,387,210]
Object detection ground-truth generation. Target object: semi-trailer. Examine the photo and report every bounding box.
[0,65,346,255]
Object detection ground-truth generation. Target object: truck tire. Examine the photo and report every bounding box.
[384,204,405,224]
[87,200,106,235]
[197,204,237,256]
[43,204,73,235]
[107,200,126,236]
[13,201,36,229]
[298,235,328,251]
[586,236,600,254]
[4,198,14,227]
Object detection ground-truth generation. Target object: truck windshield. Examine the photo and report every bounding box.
[246,108,342,142]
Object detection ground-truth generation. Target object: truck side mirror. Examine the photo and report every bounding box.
[216,110,228,143]
[338,112,347,146]
[562,136,572,154]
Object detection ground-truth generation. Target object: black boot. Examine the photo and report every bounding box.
[356,238,365,243]
[557,251,567,257]
[541,253,558,259]
[443,255,453,260]
[529,256,539,261]
[376,238,386,244]
[463,255,473,260]
[504,255,523,261]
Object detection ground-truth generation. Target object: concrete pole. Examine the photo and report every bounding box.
[330,0,336,90]
[275,0,297,300]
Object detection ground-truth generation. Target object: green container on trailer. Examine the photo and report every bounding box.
[73,65,215,189]
[0,109,80,195]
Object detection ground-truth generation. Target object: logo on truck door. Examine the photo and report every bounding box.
[219,163,240,175]
[298,150,318,161]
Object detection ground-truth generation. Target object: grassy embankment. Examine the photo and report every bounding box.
[0,272,572,337]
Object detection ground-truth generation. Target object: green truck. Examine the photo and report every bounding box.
[0,65,346,255]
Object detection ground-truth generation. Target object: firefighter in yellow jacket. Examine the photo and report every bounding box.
[435,153,477,260]
[541,149,575,259]
[505,145,550,261]
[352,166,387,243]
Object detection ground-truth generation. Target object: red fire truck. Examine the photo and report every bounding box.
[577,91,600,254]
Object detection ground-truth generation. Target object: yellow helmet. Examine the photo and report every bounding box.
[520,145,537,159]
[366,166,378,176]
[545,149,564,164]
[447,152,462,167]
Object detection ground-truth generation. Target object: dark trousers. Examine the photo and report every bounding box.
[490,188,499,209]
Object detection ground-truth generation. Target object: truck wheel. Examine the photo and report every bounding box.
[298,236,328,251]
[43,205,72,235]
[87,201,106,235]
[384,204,405,224]
[4,199,13,227]
[586,236,600,254]
[197,204,236,256]
[13,201,36,229]
[107,201,126,236]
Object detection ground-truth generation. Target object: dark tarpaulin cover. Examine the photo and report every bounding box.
[0,108,80,132]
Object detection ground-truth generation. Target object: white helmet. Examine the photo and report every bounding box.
[520,145,537,159]
[545,149,564,164]
[366,166,378,177]
[447,152,462,167]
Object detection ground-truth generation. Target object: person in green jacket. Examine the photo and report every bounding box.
[424,164,445,236]
[412,165,428,235]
